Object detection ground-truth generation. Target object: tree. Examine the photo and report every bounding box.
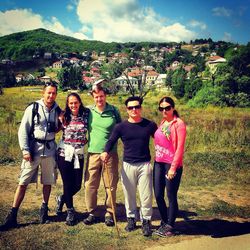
[57,65,84,91]
[184,77,203,99]
[171,67,186,98]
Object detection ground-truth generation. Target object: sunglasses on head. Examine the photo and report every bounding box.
[44,82,58,88]
[127,105,141,110]
[158,106,172,112]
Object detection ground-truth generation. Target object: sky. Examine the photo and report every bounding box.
[0,0,249,44]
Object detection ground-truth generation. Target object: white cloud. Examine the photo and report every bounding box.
[76,0,196,42]
[212,7,232,17]
[0,8,89,40]
[67,4,74,12]
[0,9,44,36]
[188,19,207,30]
[222,32,232,42]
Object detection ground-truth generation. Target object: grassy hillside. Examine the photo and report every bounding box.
[0,28,120,60]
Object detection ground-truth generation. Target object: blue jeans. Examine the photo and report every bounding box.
[153,162,182,227]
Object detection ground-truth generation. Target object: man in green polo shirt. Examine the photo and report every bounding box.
[84,84,121,227]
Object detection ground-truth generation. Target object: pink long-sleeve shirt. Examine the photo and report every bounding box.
[154,116,186,171]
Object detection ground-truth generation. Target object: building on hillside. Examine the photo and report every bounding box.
[206,55,226,74]
[15,74,25,82]
[52,60,64,69]
[91,51,98,60]
[126,67,143,78]
[70,57,80,64]
[184,64,195,79]
[145,70,159,85]
[40,75,51,83]
[44,52,52,59]
[113,75,139,92]
[155,74,167,88]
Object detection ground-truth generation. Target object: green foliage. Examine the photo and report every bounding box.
[171,67,186,98]
[187,84,224,107]
[223,92,250,107]
[184,77,203,99]
[57,65,85,91]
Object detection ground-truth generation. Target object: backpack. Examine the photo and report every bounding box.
[28,102,61,138]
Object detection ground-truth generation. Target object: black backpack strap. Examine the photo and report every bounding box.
[30,102,39,138]
[111,105,121,123]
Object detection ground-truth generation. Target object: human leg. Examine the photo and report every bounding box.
[137,162,153,221]
[121,162,138,219]
[121,162,138,231]
[83,154,102,224]
[72,158,84,196]
[3,185,28,229]
[58,156,74,208]
[137,162,153,236]
[153,162,169,224]
[40,157,56,224]
[102,152,119,220]
[166,167,183,227]
[3,159,39,229]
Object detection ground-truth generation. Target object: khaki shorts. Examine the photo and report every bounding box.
[19,156,57,185]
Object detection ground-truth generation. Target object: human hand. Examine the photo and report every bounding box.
[166,169,176,180]
[23,153,32,162]
[100,152,109,163]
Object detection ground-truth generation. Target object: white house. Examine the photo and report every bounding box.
[155,74,167,88]
[40,75,51,83]
[113,75,139,91]
[206,55,227,74]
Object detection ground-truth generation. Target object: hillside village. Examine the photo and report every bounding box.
[1,43,227,92]
[0,28,249,107]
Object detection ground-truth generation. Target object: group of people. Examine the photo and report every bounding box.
[2,82,186,237]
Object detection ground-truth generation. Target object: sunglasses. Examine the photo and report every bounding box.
[127,105,141,110]
[158,106,172,112]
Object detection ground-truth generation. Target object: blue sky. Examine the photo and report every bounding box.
[0,0,249,44]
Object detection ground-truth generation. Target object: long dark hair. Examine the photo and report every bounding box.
[159,96,179,117]
[63,93,85,125]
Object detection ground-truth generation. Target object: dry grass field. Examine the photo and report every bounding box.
[0,87,250,249]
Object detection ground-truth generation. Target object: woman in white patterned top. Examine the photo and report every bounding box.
[56,93,89,226]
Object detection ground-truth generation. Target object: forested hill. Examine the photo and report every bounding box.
[0,28,175,61]
[0,28,122,61]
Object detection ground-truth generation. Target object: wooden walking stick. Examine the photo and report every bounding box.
[104,161,120,238]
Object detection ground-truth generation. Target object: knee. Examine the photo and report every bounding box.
[18,185,28,191]
[167,192,177,203]
[154,190,164,201]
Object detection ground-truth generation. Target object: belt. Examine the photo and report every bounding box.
[34,138,55,150]
[35,138,55,143]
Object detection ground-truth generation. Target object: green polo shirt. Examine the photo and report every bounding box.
[88,103,121,153]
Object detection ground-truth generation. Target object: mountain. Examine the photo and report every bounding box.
[0,28,121,61]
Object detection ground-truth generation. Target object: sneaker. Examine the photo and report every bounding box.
[141,219,152,237]
[40,203,49,224]
[153,221,167,236]
[2,210,18,230]
[125,217,136,232]
[105,215,114,227]
[66,208,76,226]
[154,224,174,237]
[83,214,98,225]
[55,195,64,215]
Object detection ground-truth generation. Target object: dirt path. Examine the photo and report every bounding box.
[147,233,250,250]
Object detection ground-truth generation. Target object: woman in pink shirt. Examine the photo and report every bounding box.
[153,96,186,237]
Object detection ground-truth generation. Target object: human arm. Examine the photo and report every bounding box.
[168,120,186,175]
[104,123,121,153]
[18,106,33,160]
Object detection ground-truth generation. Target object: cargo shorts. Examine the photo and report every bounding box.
[19,156,57,185]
